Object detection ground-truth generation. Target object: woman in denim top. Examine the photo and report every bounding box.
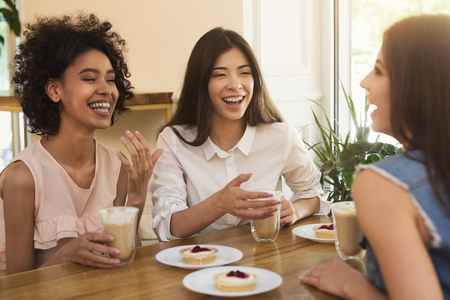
[300,15,450,300]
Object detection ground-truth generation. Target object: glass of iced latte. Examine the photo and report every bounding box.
[250,190,283,242]
[99,206,139,267]
[331,201,365,261]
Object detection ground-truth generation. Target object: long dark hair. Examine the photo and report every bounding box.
[13,13,133,136]
[162,27,283,146]
[384,14,450,212]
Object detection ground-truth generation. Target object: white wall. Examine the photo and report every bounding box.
[23,0,244,153]
[243,0,334,199]
[21,0,244,95]
[244,0,336,143]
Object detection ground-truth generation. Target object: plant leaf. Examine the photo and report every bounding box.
[0,8,13,25]
[368,142,384,153]
[366,153,382,164]
[320,160,334,175]
[4,0,18,13]
[353,140,373,152]
[346,143,365,155]
[334,161,344,172]
[341,82,359,130]
[0,5,21,36]
[383,143,398,155]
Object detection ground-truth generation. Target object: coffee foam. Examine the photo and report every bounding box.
[255,190,283,201]
[333,204,356,215]
[99,207,138,225]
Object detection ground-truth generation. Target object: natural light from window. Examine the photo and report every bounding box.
[0,16,12,171]
[352,0,450,145]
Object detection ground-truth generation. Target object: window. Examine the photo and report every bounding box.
[0,0,23,171]
[0,12,12,170]
[351,0,450,144]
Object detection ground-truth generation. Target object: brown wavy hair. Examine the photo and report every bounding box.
[383,14,450,212]
[162,27,283,146]
[12,13,133,136]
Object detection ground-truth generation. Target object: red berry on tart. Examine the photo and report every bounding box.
[179,245,219,265]
[213,270,258,292]
[313,223,335,239]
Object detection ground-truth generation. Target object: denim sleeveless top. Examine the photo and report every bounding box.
[356,150,450,298]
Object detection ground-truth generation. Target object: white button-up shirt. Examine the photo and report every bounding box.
[151,122,329,241]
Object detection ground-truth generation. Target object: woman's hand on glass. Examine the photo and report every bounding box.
[280,197,298,226]
[59,232,121,268]
[215,174,280,219]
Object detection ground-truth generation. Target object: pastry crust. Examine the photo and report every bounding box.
[213,272,258,292]
[179,246,219,265]
[313,224,335,239]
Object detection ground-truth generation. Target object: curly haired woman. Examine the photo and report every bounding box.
[0,13,162,275]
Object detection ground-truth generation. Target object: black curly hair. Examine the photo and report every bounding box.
[12,13,134,136]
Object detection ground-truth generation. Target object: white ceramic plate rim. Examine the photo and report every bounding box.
[182,266,283,297]
[155,245,243,269]
[292,224,335,243]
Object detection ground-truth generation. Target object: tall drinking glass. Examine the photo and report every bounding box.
[331,201,365,261]
[99,206,139,267]
[250,190,283,242]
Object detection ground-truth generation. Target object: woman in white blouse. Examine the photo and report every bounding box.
[151,27,329,241]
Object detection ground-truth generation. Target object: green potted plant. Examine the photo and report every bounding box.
[305,84,401,203]
[0,0,20,49]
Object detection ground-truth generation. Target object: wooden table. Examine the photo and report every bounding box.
[0,215,365,299]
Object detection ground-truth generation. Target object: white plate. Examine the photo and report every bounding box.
[183,266,282,297]
[292,224,335,243]
[156,245,243,269]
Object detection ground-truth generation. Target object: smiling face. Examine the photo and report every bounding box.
[360,50,392,137]
[48,49,119,134]
[208,47,254,126]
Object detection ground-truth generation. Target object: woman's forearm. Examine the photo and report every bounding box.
[344,273,388,300]
[170,194,225,238]
[292,197,320,220]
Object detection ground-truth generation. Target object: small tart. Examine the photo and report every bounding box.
[179,246,219,265]
[313,223,335,239]
[214,270,258,292]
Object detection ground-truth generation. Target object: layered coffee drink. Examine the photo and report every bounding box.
[250,190,282,242]
[331,201,365,261]
[253,205,279,238]
[99,207,139,266]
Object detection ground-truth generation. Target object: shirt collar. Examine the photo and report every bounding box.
[202,124,256,161]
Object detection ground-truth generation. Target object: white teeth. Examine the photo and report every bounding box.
[222,96,244,102]
[92,108,109,113]
[88,102,111,111]
[89,102,111,108]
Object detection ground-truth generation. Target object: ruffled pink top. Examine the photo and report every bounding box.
[0,140,121,269]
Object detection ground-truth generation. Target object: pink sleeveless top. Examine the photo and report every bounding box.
[0,140,121,269]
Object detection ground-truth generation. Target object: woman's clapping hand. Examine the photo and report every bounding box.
[117,130,163,208]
